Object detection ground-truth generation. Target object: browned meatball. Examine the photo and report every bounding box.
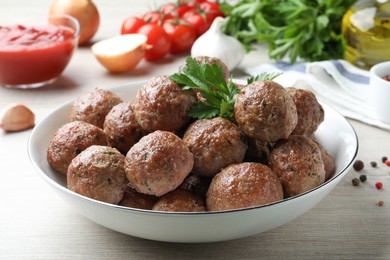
[67,145,128,204]
[234,80,298,142]
[183,117,247,176]
[180,174,212,199]
[70,88,123,128]
[119,184,158,210]
[152,189,206,212]
[245,138,273,164]
[268,135,326,197]
[287,87,324,136]
[47,121,107,175]
[124,131,194,196]
[312,138,335,181]
[179,56,230,81]
[206,162,284,211]
[132,75,196,132]
[103,102,145,154]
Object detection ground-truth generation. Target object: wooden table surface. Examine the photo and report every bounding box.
[1,1,389,259]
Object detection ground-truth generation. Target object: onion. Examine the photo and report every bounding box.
[91,34,148,73]
[49,0,100,45]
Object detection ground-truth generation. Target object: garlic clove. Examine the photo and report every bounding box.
[91,34,148,73]
[0,103,35,132]
[191,17,245,71]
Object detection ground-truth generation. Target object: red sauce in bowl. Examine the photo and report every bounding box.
[0,19,78,88]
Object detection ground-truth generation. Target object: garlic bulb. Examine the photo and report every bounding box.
[191,17,245,71]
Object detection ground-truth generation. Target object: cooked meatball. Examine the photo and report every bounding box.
[180,174,212,199]
[67,145,128,204]
[70,88,123,128]
[132,75,196,132]
[287,87,324,136]
[124,131,194,196]
[119,184,158,210]
[103,102,145,154]
[234,80,298,142]
[47,121,107,175]
[152,189,206,212]
[245,138,273,164]
[312,138,335,181]
[268,135,326,197]
[179,56,230,81]
[183,117,247,176]
[206,162,284,211]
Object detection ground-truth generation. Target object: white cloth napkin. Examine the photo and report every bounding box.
[243,59,390,131]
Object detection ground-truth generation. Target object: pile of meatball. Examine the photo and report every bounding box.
[47,56,335,213]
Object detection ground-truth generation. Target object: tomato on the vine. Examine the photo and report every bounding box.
[120,16,146,35]
[183,11,209,36]
[163,20,197,53]
[200,1,224,22]
[142,11,162,24]
[137,24,171,61]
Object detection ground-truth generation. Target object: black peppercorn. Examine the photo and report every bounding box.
[352,178,360,186]
[353,160,364,171]
[370,161,377,167]
[359,174,367,182]
[382,156,388,163]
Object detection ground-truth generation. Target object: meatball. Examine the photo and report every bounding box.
[179,56,230,81]
[245,138,273,164]
[119,184,158,210]
[183,117,247,176]
[47,121,107,175]
[132,75,196,132]
[124,131,194,196]
[206,162,284,211]
[180,174,212,199]
[234,80,298,142]
[312,138,335,181]
[103,102,145,154]
[268,135,326,197]
[287,87,324,136]
[67,145,128,204]
[152,189,206,212]
[70,88,123,128]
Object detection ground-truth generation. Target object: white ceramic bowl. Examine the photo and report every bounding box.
[28,82,358,243]
[369,61,390,124]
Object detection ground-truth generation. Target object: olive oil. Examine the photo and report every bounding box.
[342,0,390,69]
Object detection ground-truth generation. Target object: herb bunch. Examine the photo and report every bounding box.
[171,57,281,119]
[220,0,356,63]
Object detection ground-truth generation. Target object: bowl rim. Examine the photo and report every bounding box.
[370,61,390,85]
[27,81,359,217]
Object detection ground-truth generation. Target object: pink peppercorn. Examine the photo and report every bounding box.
[375,182,383,190]
[385,160,390,166]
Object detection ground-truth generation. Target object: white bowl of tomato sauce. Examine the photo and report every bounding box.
[0,14,79,89]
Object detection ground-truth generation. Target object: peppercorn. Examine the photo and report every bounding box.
[370,161,377,167]
[384,75,390,81]
[385,160,390,167]
[359,174,367,182]
[377,200,384,206]
[352,178,360,186]
[382,156,388,163]
[375,182,383,190]
[353,160,364,171]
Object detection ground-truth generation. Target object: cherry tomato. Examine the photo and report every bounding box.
[176,5,195,18]
[161,3,176,15]
[137,24,171,61]
[120,16,146,35]
[200,1,224,24]
[183,11,208,36]
[163,20,197,53]
[142,11,162,24]
[180,0,207,6]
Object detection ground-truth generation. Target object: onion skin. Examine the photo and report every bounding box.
[49,0,100,45]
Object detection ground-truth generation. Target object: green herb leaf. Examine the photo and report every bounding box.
[247,72,283,84]
[170,57,240,120]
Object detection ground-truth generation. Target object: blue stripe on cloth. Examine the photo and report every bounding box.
[331,60,369,84]
[272,62,307,73]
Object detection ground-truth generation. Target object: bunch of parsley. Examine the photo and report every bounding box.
[220,0,356,63]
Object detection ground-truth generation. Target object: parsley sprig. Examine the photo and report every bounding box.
[171,57,240,119]
[171,57,282,120]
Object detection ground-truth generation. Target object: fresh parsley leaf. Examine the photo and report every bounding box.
[247,72,283,84]
[171,57,239,120]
